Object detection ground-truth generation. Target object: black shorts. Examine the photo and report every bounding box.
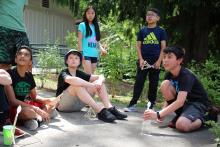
[0,26,29,65]
[84,56,98,63]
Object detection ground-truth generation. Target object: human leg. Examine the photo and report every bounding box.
[128,63,148,107]
[93,83,127,119]
[175,102,207,132]
[160,80,177,102]
[62,86,116,122]
[83,57,93,74]
[148,69,160,108]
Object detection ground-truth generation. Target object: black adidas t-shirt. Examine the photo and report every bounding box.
[56,69,91,96]
[137,26,167,64]
[7,67,36,101]
[165,67,209,106]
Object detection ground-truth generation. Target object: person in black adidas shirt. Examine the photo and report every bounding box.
[5,46,58,131]
[144,46,210,132]
[124,8,167,112]
[56,49,127,123]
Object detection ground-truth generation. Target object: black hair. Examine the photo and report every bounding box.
[163,46,185,59]
[64,49,82,67]
[146,8,160,16]
[82,6,101,41]
[16,45,33,60]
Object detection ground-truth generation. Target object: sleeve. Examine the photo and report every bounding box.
[77,70,91,82]
[78,23,85,34]
[160,28,167,42]
[60,69,69,80]
[56,70,68,96]
[137,29,143,41]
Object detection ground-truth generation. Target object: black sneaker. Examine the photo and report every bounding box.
[108,106,127,120]
[97,108,116,123]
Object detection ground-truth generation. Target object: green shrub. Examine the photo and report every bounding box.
[37,45,64,88]
[188,55,220,106]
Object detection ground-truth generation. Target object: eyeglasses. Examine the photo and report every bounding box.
[146,13,157,17]
[17,51,31,57]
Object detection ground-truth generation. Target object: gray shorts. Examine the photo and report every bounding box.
[180,102,207,123]
[57,90,86,112]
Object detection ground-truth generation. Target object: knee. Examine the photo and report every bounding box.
[175,119,191,132]
[160,80,175,101]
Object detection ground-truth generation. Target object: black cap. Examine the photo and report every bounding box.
[64,49,82,67]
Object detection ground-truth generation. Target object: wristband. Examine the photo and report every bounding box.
[156,111,161,119]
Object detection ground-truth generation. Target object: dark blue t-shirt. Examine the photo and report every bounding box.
[137,26,167,63]
[165,67,209,106]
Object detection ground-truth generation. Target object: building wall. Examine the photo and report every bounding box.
[24,0,74,45]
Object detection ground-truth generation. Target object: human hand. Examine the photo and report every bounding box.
[35,108,50,123]
[139,59,145,70]
[143,109,157,121]
[101,48,107,56]
[154,60,161,69]
[93,80,102,92]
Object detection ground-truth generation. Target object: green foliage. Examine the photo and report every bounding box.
[188,54,220,106]
[65,31,78,49]
[37,45,64,88]
[206,121,220,146]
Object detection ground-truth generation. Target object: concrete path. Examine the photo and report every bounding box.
[0,89,217,147]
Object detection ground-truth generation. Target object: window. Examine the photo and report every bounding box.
[42,0,49,8]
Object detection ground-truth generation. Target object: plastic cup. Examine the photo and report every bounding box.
[3,125,14,145]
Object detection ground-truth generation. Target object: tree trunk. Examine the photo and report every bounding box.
[191,7,209,63]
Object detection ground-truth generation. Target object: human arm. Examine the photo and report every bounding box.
[5,85,39,111]
[99,43,107,56]
[136,41,144,68]
[154,40,166,69]
[0,69,12,85]
[65,75,94,88]
[78,31,83,52]
[144,91,187,120]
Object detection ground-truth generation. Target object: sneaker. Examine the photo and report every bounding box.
[124,104,137,112]
[108,106,127,120]
[50,109,58,119]
[97,108,116,123]
[24,119,39,131]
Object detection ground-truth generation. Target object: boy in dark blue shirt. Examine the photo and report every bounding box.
[144,46,210,132]
[124,8,167,112]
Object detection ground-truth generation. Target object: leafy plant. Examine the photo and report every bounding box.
[37,44,64,88]
[206,121,220,146]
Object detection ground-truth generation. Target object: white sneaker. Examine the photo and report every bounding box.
[24,119,38,131]
[124,104,137,112]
